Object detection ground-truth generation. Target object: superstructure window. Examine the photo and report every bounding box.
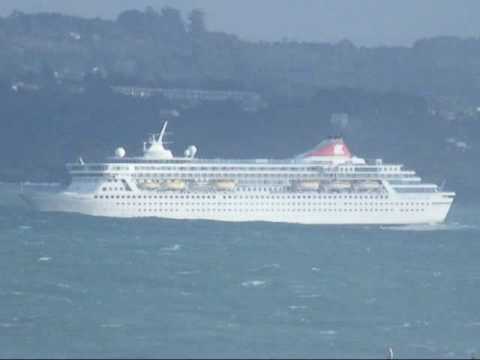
[394,187,436,193]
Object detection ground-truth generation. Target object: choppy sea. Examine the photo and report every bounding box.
[0,202,479,358]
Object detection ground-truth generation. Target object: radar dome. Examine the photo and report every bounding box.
[115,147,126,158]
[184,145,197,158]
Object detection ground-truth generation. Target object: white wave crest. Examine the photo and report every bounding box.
[381,222,476,232]
[319,330,337,336]
[160,244,181,252]
[100,323,124,328]
[241,280,267,288]
[249,263,280,272]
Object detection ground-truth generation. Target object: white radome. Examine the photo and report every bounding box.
[184,145,197,158]
[115,147,126,158]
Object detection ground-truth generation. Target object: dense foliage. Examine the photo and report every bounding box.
[1,8,480,99]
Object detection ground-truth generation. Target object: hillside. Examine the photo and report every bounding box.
[0,8,478,203]
[1,8,480,100]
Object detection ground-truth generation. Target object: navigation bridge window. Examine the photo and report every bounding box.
[394,187,437,193]
[354,167,379,172]
[69,165,85,171]
[87,165,108,171]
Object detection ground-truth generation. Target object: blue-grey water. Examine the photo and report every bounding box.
[0,203,479,358]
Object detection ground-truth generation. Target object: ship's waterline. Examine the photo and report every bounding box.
[21,122,455,224]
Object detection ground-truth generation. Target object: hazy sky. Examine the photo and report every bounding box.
[0,0,479,46]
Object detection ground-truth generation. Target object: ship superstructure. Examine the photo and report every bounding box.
[22,122,455,224]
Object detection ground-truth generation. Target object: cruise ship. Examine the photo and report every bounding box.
[21,122,455,224]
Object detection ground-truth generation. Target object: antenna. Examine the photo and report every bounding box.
[440,179,446,191]
[159,121,168,143]
[387,347,394,360]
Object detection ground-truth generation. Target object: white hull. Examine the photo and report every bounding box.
[22,190,454,225]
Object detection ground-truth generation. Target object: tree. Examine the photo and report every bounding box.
[188,9,206,34]
[161,6,186,35]
[116,9,144,33]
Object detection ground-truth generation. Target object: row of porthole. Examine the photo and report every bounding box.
[220,195,390,200]
[117,201,413,206]
[133,208,427,213]
[95,194,392,201]
[116,203,426,212]
[104,198,430,207]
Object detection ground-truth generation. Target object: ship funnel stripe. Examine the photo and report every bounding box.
[301,138,352,158]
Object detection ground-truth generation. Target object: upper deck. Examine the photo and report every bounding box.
[64,122,437,191]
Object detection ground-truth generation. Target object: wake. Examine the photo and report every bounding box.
[380,222,477,232]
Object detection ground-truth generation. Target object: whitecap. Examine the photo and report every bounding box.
[37,256,51,262]
[298,294,322,298]
[134,249,148,255]
[311,267,321,272]
[56,283,88,294]
[415,320,430,327]
[241,280,267,288]
[42,294,73,304]
[161,244,181,252]
[23,240,45,247]
[100,323,124,328]
[56,283,71,289]
[465,321,480,327]
[18,225,31,231]
[216,322,238,329]
[319,330,337,336]
[177,270,200,275]
[288,305,307,311]
[249,264,280,272]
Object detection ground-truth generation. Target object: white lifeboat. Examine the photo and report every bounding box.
[138,179,162,190]
[326,181,351,190]
[214,180,236,191]
[165,179,186,190]
[297,181,320,190]
[355,181,382,190]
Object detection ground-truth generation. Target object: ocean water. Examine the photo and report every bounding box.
[0,203,479,358]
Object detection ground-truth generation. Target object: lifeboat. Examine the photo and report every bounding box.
[355,181,382,190]
[213,180,236,191]
[326,181,351,191]
[164,179,186,190]
[137,179,162,190]
[296,181,320,191]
